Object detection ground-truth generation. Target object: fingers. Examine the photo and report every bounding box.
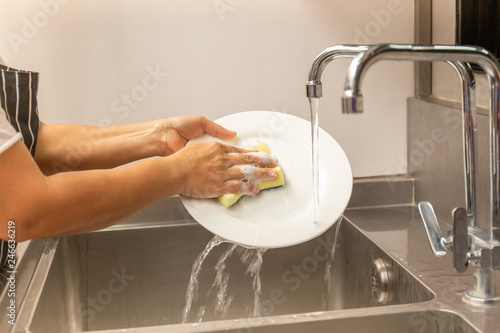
[202,142,278,168]
[221,165,277,197]
[223,180,260,195]
[230,151,278,167]
[200,116,237,140]
[227,165,277,182]
[219,143,251,154]
[245,151,279,167]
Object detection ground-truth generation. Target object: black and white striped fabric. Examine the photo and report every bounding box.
[0,64,40,268]
[0,64,39,155]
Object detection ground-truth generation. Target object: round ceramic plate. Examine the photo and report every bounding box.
[180,111,352,248]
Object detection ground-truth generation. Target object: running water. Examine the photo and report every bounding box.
[240,247,267,318]
[182,236,225,323]
[309,97,321,225]
[182,237,267,323]
[323,216,344,309]
[212,244,238,318]
[184,217,342,322]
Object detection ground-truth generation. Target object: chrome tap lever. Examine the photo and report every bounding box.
[418,201,448,257]
[452,207,469,273]
[418,203,469,273]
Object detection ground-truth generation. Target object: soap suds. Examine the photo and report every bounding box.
[236,164,259,184]
[245,151,278,166]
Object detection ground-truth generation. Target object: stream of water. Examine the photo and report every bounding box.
[182,216,343,324]
[181,236,225,323]
[212,243,237,317]
[182,237,268,323]
[323,216,343,309]
[240,247,267,318]
[309,97,321,225]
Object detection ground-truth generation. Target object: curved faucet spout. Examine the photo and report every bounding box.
[343,44,500,243]
[306,45,369,98]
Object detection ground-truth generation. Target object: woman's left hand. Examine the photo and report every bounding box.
[156,115,236,156]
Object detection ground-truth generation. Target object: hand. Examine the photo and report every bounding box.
[172,142,278,198]
[156,115,237,156]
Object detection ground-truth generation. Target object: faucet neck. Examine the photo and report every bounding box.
[344,44,500,242]
[306,45,369,98]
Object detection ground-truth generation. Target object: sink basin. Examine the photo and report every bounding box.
[191,310,480,333]
[22,217,433,332]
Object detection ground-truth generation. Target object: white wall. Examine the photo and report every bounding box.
[0,0,414,177]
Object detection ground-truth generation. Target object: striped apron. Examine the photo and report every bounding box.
[0,64,40,268]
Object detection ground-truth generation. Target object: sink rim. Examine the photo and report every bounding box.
[58,307,480,333]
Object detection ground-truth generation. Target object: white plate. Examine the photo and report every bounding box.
[180,111,352,248]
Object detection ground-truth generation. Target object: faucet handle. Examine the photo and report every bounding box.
[452,207,469,273]
[418,201,448,256]
[418,202,470,273]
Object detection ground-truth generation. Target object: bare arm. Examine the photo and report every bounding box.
[35,120,163,174]
[1,140,277,242]
[34,116,237,175]
[2,140,184,240]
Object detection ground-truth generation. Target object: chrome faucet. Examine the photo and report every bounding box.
[306,44,370,98]
[323,43,499,304]
[307,44,478,230]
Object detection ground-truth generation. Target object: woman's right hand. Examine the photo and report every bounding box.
[171,141,278,198]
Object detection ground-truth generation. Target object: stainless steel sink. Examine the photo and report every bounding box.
[194,310,480,333]
[18,213,434,332]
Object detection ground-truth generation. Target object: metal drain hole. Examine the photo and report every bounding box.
[371,258,393,304]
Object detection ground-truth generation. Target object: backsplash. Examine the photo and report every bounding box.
[408,97,491,230]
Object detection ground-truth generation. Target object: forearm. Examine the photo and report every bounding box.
[10,154,184,241]
[41,158,182,238]
[35,121,163,174]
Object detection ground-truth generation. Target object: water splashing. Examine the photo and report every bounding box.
[212,244,237,317]
[182,236,268,323]
[323,216,343,309]
[241,247,267,317]
[195,306,205,323]
[182,236,225,323]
